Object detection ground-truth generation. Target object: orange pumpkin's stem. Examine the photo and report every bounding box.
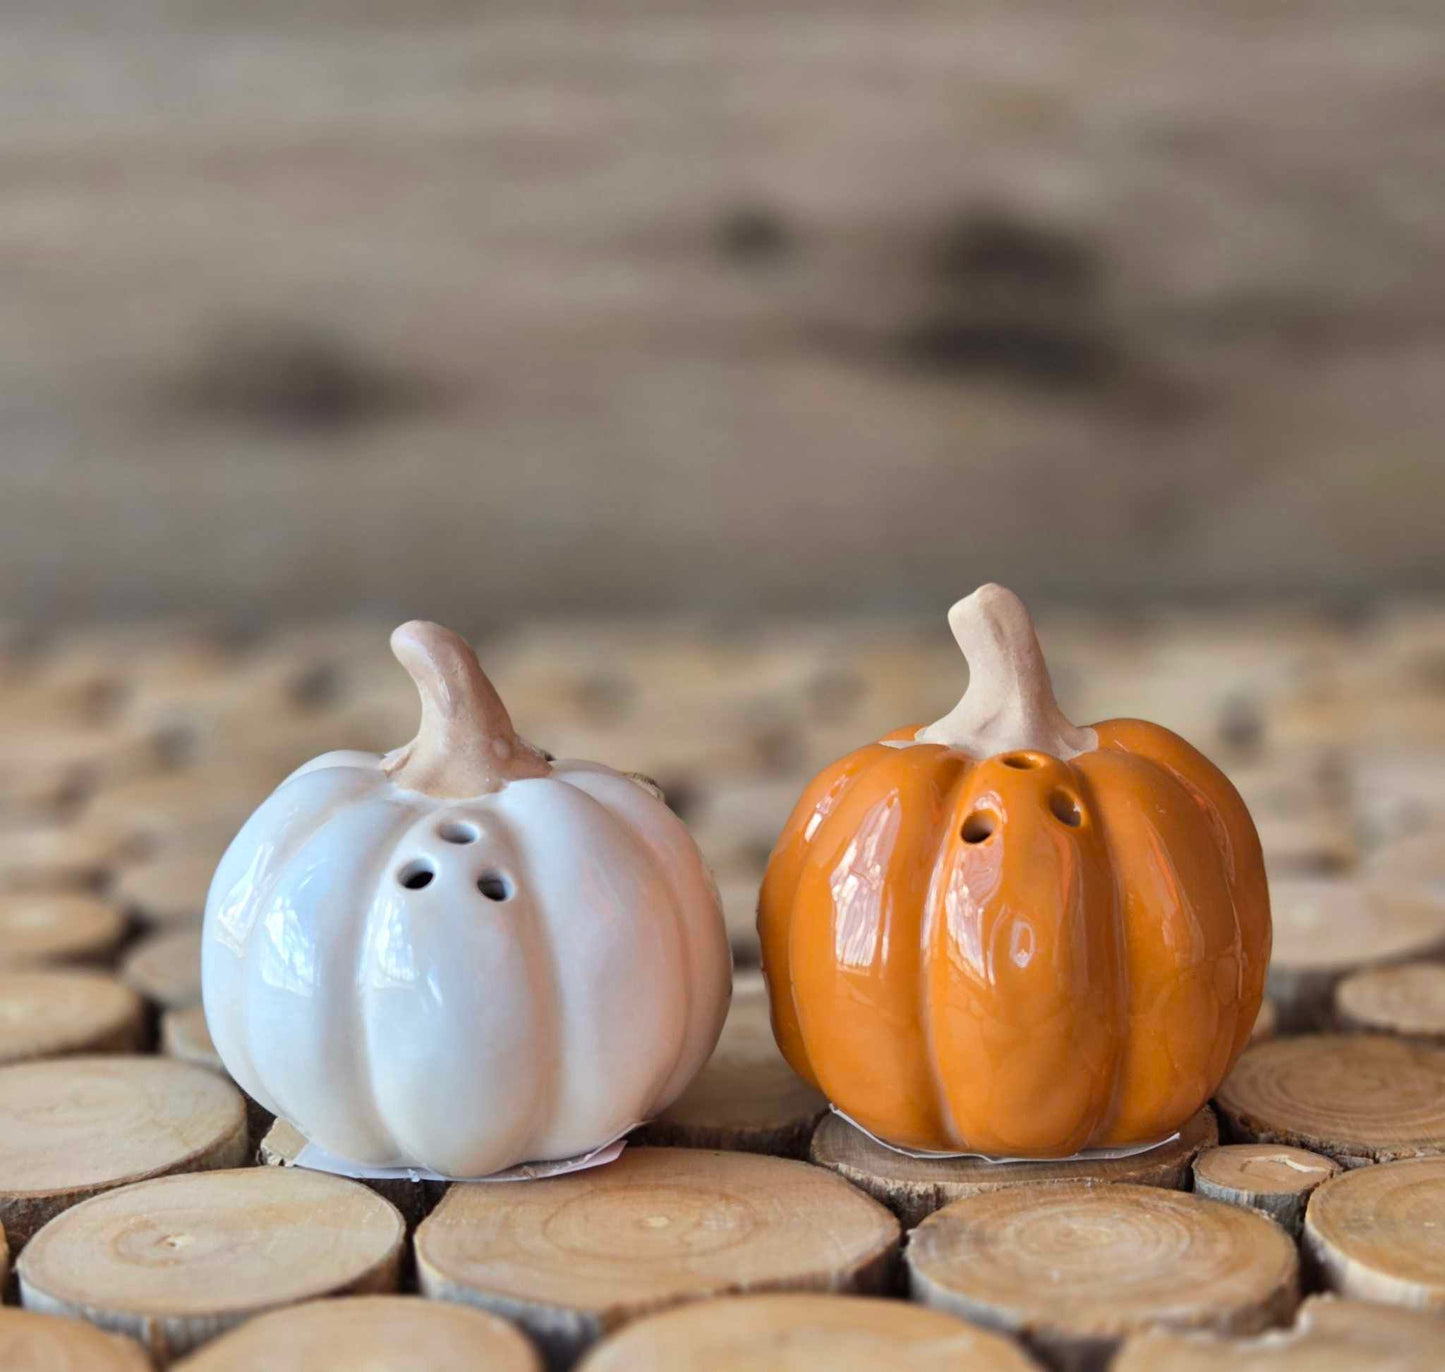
[382,620,550,796]
[915,584,1097,760]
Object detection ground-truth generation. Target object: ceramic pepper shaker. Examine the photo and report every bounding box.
[203,621,731,1177]
[758,584,1270,1157]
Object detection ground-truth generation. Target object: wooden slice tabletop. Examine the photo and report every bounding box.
[1267,880,1445,1030]
[80,764,276,852]
[121,926,202,1009]
[715,875,762,965]
[1303,1157,1445,1309]
[810,1107,1218,1229]
[256,1117,307,1167]
[1,723,159,818]
[0,822,134,895]
[415,1146,901,1366]
[0,1307,153,1372]
[1191,1145,1340,1237]
[1255,813,1357,878]
[1215,1035,1445,1165]
[1252,999,1278,1043]
[0,969,146,1065]
[576,1293,1040,1371]
[1366,829,1445,901]
[0,894,127,968]
[632,975,827,1158]
[163,1007,273,1149]
[1334,962,1445,1042]
[0,1056,247,1249]
[1112,1294,1445,1371]
[172,1294,539,1371]
[1270,880,1445,972]
[18,1167,405,1365]
[159,1005,222,1073]
[258,1117,441,1231]
[27,623,230,705]
[112,852,219,928]
[687,776,801,884]
[906,1183,1298,1368]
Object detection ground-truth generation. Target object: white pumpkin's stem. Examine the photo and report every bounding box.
[915,584,1097,760]
[382,620,550,796]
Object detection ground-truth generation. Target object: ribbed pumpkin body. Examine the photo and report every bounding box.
[201,618,732,1179]
[758,718,1270,1156]
[205,752,731,1176]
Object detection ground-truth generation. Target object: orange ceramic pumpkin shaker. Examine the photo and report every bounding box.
[758,584,1270,1157]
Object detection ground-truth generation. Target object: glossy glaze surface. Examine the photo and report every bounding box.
[203,623,731,1177]
[758,588,1270,1157]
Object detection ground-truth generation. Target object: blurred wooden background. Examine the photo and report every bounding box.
[1,0,1442,626]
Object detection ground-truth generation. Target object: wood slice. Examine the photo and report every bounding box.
[172,1294,540,1372]
[715,875,761,965]
[28,623,229,708]
[237,618,399,692]
[1366,829,1445,901]
[631,976,827,1158]
[0,1056,247,1249]
[121,926,202,1009]
[1303,1157,1445,1308]
[810,1107,1218,1229]
[415,1146,901,1366]
[1255,814,1357,877]
[687,777,807,879]
[1215,1035,1445,1165]
[1267,880,1445,1031]
[1352,754,1445,846]
[1334,962,1445,1042]
[162,1007,272,1149]
[112,853,218,928]
[259,1117,442,1231]
[906,1183,1298,1371]
[1252,999,1278,1042]
[1227,755,1349,829]
[0,822,135,895]
[160,1005,222,1073]
[0,970,146,1065]
[1191,1145,1340,1237]
[0,723,167,818]
[18,1166,405,1365]
[576,1293,1039,1371]
[184,705,395,780]
[0,1307,153,1372]
[0,894,127,968]
[1112,1293,1445,1370]
[79,764,278,854]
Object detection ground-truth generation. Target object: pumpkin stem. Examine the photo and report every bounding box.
[915,584,1096,760]
[381,620,550,796]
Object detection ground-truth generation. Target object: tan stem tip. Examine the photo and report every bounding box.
[382,620,550,797]
[916,583,1096,760]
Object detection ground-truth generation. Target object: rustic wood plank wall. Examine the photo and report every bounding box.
[1,1,1442,626]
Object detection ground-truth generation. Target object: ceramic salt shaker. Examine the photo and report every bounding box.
[203,621,731,1177]
[758,583,1270,1158]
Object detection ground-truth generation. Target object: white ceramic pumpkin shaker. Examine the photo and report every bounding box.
[202,621,731,1177]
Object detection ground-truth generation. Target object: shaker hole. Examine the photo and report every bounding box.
[1049,791,1083,827]
[1002,753,1041,769]
[438,820,480,844]
[477,870,512,901]
[961,811,998,844]
[398,860,436,890]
